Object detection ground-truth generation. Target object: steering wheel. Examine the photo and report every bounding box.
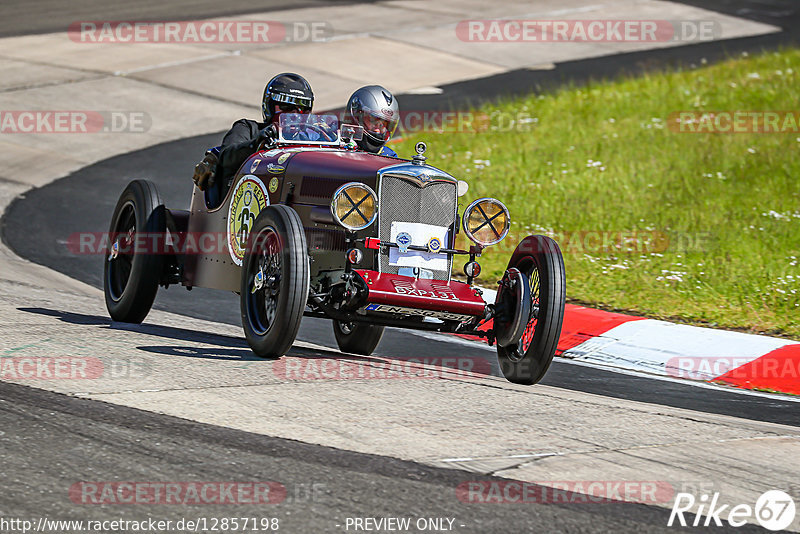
[300,122,337,142]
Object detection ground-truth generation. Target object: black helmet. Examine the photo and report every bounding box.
[262,73,314,124]
[347,85,399,153]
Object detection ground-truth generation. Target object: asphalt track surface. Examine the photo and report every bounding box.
[2,1,800,532]
[0,0,376,38]
[1,379,733,533]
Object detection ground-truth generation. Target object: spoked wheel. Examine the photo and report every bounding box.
[240,205,309,359]
[333,320,385,355]
[103,180,165,323]
[496,235,566,385]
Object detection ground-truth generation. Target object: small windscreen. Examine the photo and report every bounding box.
[278,113,340,144]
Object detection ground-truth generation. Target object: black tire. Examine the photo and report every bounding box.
[497,235,566,385]
[103,180,165,323]
[333,320,385,355]
[240,205,309,358]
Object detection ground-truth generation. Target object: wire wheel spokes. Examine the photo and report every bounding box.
[107,202,136,301]
[515,266,541,358]
[248,226,282,335]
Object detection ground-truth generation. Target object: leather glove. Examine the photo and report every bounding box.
[192,151,218,191]
[257,124,278,148]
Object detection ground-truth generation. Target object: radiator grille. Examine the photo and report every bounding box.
[299,176,351,200]
[305,226,347,251]
[378,175,456,280]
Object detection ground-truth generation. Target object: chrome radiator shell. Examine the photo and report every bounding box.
[376,163,458,281]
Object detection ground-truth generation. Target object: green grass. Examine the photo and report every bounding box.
[395,48,800,338]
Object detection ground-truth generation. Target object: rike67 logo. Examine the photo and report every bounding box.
[668,490,796,530]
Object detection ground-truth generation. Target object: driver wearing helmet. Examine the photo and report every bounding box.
[192,72,314,193]
[346,85,399,157]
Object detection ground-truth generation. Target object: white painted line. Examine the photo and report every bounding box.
[113,50,242,76]
[405,326,800,402]
[564,319,795,378]
[558,358,800,403]
[405,86,444,95]
[437,451,562,463]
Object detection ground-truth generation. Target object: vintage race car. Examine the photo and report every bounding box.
[103,113,566,384]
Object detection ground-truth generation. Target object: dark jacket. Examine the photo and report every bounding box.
[213,118,268,187]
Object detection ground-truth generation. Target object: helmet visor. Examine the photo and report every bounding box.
[271,92,313,112]
[276,102,311,114]
[358,111,398,143]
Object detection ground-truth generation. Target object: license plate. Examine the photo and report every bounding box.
[388,222,448,272]
[365,304,472,322]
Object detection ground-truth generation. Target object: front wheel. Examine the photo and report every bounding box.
[496,235,566,385]
[333,320,385,355]
[240,205,309,359]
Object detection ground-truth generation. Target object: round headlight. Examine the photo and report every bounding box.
[330,183,378,231]
[463,198,510,246]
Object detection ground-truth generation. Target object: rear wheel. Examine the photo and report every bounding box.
[104,180,165,323]
[496,235,566,385]
[333,320,385,355]
[240,205,309,358]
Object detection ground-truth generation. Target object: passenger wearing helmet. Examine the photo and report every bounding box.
[192,73,313,194]
[346,85,399,157]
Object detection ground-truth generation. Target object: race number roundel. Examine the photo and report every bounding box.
[227,175,269,266]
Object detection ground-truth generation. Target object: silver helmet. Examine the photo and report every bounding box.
[346,85,399,153]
